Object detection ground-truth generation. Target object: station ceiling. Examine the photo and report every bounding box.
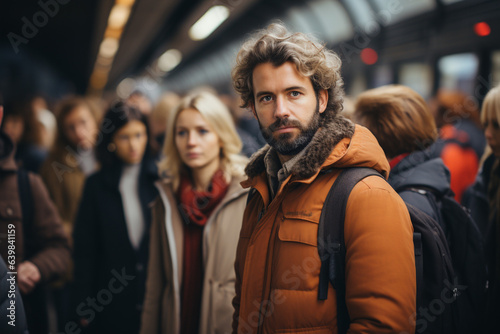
[0,0,496,99]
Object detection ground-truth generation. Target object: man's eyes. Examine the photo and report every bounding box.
[260,95,272,102]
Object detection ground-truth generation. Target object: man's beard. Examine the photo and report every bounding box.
[258,103,321,156]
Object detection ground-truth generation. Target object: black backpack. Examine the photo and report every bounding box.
[317,167,487,334]
[396,186,488,333]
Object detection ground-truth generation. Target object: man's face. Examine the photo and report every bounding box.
[251,62,327,156]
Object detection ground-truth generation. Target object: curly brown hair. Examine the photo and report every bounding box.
[232,23,344,121]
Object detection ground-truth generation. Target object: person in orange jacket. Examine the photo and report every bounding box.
[230,23,416,333]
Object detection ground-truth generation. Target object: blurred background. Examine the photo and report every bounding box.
[1,0,499,105]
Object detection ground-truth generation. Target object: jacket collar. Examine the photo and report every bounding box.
[244,114,355,181]
[100,157,158,189]
[0,132,18,172]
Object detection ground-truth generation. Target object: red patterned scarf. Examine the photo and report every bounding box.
[177,169,229,226]
[177,170,228,334]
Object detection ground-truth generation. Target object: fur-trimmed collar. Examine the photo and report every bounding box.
[245,114,355,179]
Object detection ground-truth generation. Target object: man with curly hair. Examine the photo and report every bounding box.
[231,23,416,333]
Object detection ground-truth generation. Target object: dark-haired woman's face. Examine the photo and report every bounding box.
[112,120,148,164]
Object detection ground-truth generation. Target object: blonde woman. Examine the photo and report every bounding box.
[140,91,249,334]
[462,85,500,333]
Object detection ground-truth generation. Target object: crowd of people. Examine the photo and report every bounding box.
[1,22,499,334]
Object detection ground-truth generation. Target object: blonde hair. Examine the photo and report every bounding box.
[354,85,437,159]
[481,84,500,126]
[158,91,248,190]
[232,22,344,120]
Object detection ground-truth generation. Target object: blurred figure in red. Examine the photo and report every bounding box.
[428,89,486,202]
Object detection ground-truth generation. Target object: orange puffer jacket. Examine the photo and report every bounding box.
[233,120,416,334]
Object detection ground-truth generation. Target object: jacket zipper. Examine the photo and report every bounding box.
[254,196,284,333]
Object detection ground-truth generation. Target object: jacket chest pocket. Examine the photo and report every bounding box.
[278,214,318,246]
[275,213,322,291]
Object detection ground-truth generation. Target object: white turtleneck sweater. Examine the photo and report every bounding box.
[118,163,145,250]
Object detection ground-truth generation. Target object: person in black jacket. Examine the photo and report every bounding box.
[353,84,451,218]
[72,101,158,334]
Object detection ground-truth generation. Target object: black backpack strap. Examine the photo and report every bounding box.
[317,167,383,334]
[17,168,34,247]
[406,205,424,309]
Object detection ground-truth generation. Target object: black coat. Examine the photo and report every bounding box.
[462,154,497,236]
[0,256,29,334]
[72,159,158,334]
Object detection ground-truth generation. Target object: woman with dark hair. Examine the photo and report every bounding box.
[72,101,158,334]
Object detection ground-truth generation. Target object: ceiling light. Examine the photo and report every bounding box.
[158,49,182,72]
[108,4,131,29]
[99,37,119,58]
[116,0,135,6]
[96,55,114,67]
[189,6,230,41]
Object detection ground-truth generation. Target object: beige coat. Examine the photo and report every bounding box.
[140,176,249,334]
[40,151,88,241]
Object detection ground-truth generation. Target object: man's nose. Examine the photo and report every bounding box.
[274,95,290,119]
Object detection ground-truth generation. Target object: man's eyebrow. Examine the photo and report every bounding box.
[255,91,272,99]
[255,86,307,99]
[285,86,307,91]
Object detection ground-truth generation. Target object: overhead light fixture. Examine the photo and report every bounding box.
[108,4,131,29]
[116,0,135,7]
[158,49,182,72]
[96,55,114,67]
[189,6,230,41]
[88,0,136,94]
[99,37,119,58]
